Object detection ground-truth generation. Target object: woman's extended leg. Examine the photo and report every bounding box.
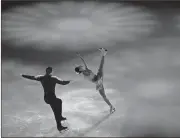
[99,86,115,113]
[99,86,112,106]
[97,48,115,113]
[97,48,107,79]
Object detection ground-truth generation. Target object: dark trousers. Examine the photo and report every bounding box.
[44,94,62,127]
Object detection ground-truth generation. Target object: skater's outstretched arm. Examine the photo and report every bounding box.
[76,53,88,69]
[54,76,71,85]
[21,74,42,81]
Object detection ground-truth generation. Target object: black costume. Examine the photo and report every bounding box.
[22,74,70,130]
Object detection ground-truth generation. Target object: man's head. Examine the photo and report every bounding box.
[75,65,84,74]
[46,66,52,75]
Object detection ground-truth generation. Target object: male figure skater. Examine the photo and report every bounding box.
[75,48,115,113]
[21,67,71,131]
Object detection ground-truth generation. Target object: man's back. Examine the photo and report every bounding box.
[38,75,57,94]
[35,75,70,95]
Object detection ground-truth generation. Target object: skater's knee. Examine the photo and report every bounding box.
[103,96,108,101]
[99,91,110,102]
[100,91,106,99]
[59,98,62,103]
[58,99,62,105]
[56,98,62,104]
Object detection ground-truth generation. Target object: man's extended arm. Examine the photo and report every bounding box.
[21,74,42,81]
[55,77,71,85]
[76,53,88,69]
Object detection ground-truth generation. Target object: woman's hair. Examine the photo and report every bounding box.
[75,66,82,74]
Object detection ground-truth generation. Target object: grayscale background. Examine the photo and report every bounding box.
[2,0,180,137]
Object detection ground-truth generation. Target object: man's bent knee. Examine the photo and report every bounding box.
[58,98,62,103]
[55,98,62,105]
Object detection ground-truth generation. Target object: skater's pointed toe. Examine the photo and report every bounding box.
[99,48,107,51]
[99,48,108,56]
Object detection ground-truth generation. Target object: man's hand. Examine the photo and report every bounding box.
[69,80,75,83]
[66,80,75,84]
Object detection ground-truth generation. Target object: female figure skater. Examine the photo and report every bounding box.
[75,48,115,113]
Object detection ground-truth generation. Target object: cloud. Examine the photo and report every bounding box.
[175,15,180,33]
[2,1,156,50]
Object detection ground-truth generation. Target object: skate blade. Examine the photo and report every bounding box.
[110,108,116,114]
[59,127,69,133]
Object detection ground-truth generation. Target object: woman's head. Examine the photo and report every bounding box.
[75,65,84,74]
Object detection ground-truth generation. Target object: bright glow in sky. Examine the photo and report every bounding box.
[2,1,156,50]
[56,18,93,31]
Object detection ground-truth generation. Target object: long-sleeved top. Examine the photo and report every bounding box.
[22,74,70,96]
